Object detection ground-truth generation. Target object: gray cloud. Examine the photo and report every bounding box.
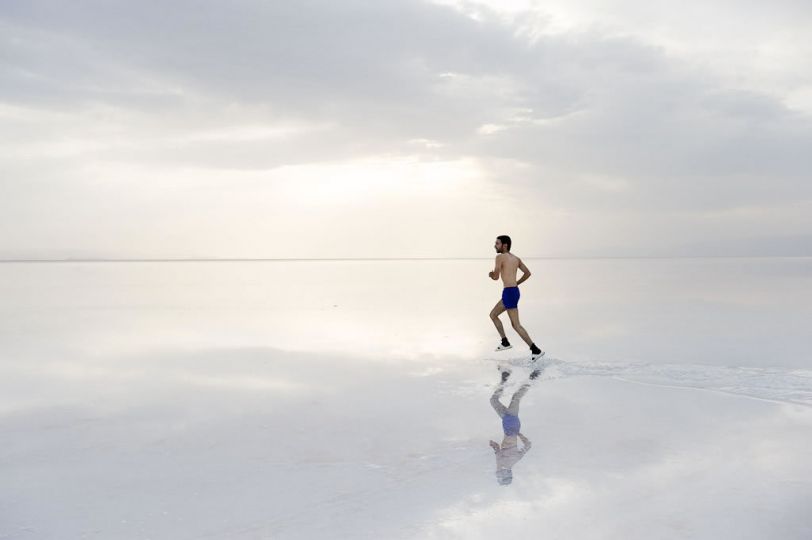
[1,0,810,257]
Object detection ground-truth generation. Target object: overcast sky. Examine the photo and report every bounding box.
[1,0,810,258]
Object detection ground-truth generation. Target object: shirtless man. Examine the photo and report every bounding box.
[489,369,539,485]
[488,235,545,359]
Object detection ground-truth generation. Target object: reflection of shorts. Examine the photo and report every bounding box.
[502,414,521,436]
[502,286,520,309]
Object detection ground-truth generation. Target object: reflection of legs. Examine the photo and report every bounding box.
[507,309,534,346]
[489,300,507,339]
[507,383,531,416]
[490,386,508,418]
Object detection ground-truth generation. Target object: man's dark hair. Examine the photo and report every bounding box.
[497,235,512,251]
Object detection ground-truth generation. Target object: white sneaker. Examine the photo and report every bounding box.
[531,350,545,361]
[495,343,512,351]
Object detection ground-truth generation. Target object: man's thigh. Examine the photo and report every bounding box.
[508,384,530,414]
[490,300,506,317]
[490,394,508,417]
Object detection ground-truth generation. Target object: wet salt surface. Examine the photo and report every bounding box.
[1,259,810,539]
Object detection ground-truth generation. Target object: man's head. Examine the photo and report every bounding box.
[495,235,511,253]
[496,468,513,485]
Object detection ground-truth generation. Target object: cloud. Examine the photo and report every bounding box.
[1,0,810,257]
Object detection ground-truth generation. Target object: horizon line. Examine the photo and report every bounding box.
[0,255,809,263]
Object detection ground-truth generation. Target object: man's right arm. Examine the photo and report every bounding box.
[489,255,501,280]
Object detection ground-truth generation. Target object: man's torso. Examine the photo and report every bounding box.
[498,253,521,287]
[501,435,518,448]
[496,444,526,469]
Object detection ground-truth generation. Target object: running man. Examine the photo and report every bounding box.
[489,369,540,485]
[488,235,545,359]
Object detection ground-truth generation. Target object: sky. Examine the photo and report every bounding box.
[1,0,811,259]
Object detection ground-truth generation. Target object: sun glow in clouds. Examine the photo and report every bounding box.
[269,156,484,207]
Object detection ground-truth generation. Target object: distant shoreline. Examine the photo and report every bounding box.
[0,256,809,263]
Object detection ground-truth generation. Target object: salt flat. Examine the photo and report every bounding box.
[1,259,810,539]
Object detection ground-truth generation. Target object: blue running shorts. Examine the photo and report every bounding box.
[502,414,521,436]
[502,286,520,309]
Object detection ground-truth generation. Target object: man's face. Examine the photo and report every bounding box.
[494,240,503,253]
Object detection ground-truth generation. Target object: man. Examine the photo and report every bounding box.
[488,235,545,359]
[489,369,539,485]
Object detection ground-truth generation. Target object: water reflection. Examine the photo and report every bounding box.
[489,367,542,485]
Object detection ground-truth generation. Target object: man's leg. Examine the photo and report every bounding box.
[506,308,534,346]
[489,300,508,339]
[490,385,509,418]
[507,383,531,416]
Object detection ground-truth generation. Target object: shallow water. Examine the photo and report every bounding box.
[1,258,810,539]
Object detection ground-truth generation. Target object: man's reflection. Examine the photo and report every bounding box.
[489,368,540,485]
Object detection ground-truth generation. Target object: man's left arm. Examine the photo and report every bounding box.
[518,433,532,454]
[516,258,532,285]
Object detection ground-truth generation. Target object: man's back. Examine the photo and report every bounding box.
[497,253,522,287]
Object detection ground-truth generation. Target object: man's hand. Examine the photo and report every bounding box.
[491,255,501,280]
[489,440,500,452]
